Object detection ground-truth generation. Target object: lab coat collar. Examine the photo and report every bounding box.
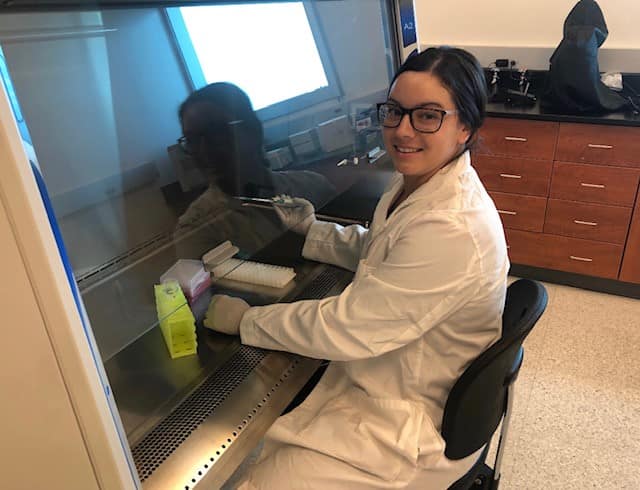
[381,151,471,222]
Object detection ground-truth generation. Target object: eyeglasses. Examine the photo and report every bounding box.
[377,102,457,133]
[177,135,196,154]
[178,119,246,154]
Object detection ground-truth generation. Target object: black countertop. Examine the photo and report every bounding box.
[486,101,640,127]
[483,68,640,127]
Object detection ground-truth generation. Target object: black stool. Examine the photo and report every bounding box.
[444,279,548,489]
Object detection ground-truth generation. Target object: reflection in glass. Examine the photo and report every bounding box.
[173,82,337,260]
[0,0,397,442]
[173,2,331,110]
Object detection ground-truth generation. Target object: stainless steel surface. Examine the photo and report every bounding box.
[132,345,268,482]
[103,259,347,439]
[141,351,321,490]
[292,266,351,300]
[133,264,351,488]
[99,255,352,487]
[104,322,238,442]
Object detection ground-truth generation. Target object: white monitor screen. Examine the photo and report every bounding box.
[178,2,329,110]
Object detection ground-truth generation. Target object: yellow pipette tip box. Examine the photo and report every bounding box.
[154,281,197,359]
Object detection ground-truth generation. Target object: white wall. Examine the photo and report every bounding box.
[0,197,101,490]
[415,0,640,70]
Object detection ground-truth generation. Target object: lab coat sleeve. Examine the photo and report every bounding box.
[301,220,369,272]
[240,213,485,361]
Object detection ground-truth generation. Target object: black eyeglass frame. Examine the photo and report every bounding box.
[376,102,458,134]
[176,135,193,153]
[177,118,246,154]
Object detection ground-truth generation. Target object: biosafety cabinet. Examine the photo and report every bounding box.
[0,1,418,488]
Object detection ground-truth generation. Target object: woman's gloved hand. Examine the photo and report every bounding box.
[273,197,316,236]
[203,294,250,335]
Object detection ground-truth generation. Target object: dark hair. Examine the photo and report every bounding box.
[179,82,263,144]
[390,47,487,148]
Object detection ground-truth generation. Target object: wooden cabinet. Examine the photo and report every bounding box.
[489,191,546,232]
[506,229,623,280]
[476,118,640,284]
[478,118,558,160]
[550,162,640,206]
[556,123,640,167]
[473,155,552,196]
[544,199,631,244]
[619,191,640,283]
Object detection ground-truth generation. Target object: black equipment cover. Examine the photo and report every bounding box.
[542,0,628,114]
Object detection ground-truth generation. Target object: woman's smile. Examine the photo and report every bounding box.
[382,71,470,193]
[394,144,424,155]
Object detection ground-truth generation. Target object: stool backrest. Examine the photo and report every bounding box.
[441,279,548,460]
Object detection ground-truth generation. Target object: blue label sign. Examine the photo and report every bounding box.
[399,0,417,48]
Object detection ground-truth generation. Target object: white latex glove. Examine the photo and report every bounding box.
[203,294,250,335]
[273,197,316,236]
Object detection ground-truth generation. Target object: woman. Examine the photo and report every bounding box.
[208,47,509,488]
[173,82,336,259]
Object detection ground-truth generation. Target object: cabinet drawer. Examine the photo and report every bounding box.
[556,123,640,167]
[490,191,546,232]
[544,199,632,244]
[474,155,552,197]
[477,118,558,160]
[506,229,623,279]
[550,162,640,207]
[620,196,640,284]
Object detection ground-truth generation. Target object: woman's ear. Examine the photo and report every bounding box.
[456,124,471,146]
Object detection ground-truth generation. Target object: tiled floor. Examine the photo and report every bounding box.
[495,280,640,489]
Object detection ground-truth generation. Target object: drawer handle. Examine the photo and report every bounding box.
[569,255,593,263]
[504,136,528,142]
[580,182,606,189]
[499,173,522,179]
[587,144,613,150]
[573,219,598,227]
[497,210,517,216]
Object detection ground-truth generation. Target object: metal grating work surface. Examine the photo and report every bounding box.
[132,265,351,486]
[131,346,267,482]
[294,267,349,301]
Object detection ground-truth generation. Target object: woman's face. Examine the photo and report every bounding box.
[181,101,238,165]
[181,101,258,193]
[382,71,470,185]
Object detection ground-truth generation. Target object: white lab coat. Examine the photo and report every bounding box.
[236,151,509,489]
